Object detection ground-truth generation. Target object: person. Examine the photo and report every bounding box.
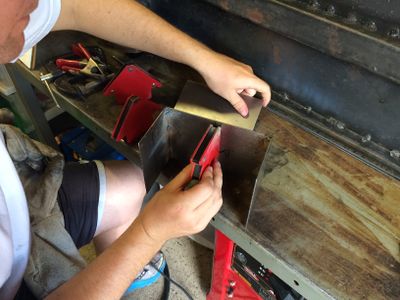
[0,0,271,299]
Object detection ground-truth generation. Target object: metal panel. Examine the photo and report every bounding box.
[139,108,270,225]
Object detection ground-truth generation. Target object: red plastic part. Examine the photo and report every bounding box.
[190,125,221,179]
[207,231,263,300]
[56,58,86,69]
[104,65,162,144]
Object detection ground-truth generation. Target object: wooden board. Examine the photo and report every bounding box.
[247,110,400,300]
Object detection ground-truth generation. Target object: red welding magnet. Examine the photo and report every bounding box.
[190,125,221,180]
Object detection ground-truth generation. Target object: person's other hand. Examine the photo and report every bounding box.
[138,161,223,244]
[197,53,271,117]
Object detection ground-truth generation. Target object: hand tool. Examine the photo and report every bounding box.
[56,43,105,78]
[103,65,162,144]
[40,71,65,108]
[185,125,221,189]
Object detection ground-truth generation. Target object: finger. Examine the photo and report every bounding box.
[194,162,222,211]
[242,88,257,97]
[213,161,223,190]
[164,164,193,191]
[183,166,215,207]
[243,77,271,107]
[227,91,249,117]
[193,187,223,225]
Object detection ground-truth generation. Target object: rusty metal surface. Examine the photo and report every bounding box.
[139,108,270,225]
[247,109,400,299]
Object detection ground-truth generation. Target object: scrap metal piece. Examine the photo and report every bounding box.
[175,81,263,130]
[139,108,270,225]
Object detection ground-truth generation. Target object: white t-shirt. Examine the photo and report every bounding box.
[0,1,61,298]
[0,132,30,300]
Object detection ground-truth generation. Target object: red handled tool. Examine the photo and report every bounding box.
[104,65,162,144]
[56,43,105,78]
[186,125,221,189]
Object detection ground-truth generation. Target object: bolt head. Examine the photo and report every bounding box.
[336,121,345,130]
[390,150,400,159]
[388,27,400,38]
[361,134,371,143]
[366,21,377,32]
[325,5,336,16]
[282,92,290,102]
[309,0,320,10]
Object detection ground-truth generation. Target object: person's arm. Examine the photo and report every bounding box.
[46,162,223,299]
[54,0,271,117]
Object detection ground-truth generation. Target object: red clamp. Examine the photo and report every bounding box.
[104,65,162,144]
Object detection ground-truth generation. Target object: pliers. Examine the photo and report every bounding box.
[56,43,105,78]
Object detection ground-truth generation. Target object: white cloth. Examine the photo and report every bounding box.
[0,132,30,300]
[13,0,62,62]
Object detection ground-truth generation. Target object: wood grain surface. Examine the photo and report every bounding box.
[247,110,400,299]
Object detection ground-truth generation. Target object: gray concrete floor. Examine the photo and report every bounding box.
[80,237,213,300]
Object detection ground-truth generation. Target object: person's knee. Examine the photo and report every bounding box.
[101,161,146,229]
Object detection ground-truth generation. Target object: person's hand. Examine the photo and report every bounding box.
[137,161,223,244]
[197,52,271,117]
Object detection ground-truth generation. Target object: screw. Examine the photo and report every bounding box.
[388,27,400,38]
[152,82,156,87]
[305,106,312,114]
[325,5,336,16]
[361,134,371,143]
[390,150,400,159]
[229,281,236,287]
[128,67,133,72]
[110,89,115,93]
[366,21,377,32]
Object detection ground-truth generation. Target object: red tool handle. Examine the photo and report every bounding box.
[56,58,86,69]
[190,125,221,180]
[72,43,91,60]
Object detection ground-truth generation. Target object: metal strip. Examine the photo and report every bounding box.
[205,0,400,84]
[5,64,58,149]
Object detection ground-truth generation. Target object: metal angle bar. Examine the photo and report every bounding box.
[5,64,58,149]
[204,0,400,84]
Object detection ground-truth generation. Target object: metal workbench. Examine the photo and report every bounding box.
[7,45,399,299]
